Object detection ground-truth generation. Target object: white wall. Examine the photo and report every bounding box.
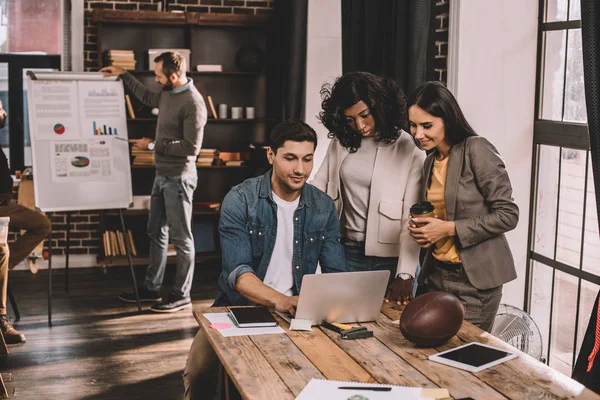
[448,0,538,308]
[305,0,342,177]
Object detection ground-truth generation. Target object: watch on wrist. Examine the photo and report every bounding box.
[396,273,413,280]
[147,141,155,151]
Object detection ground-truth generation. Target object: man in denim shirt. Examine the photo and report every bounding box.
[183,119,346,400]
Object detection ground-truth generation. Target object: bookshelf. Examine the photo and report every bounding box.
[93,9,270,266]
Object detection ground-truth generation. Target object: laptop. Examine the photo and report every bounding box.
[277,270,390,325]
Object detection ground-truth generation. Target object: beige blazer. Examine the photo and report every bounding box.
[418,136,519,290]
[311,132,425,277]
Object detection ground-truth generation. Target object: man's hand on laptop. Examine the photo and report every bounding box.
[274,294,298,316]
[385,276,413,305]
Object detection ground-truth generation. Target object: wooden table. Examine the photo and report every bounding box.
[194,304,600,400]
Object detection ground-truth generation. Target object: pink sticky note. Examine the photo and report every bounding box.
[210,323,232,330]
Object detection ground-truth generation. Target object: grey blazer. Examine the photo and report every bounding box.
[417,136,519,290]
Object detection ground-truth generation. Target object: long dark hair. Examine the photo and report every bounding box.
[407,81,477,145]
[318,71,407,153]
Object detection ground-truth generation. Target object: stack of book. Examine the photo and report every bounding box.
[132,147,154,167]
[219,151,249,167]
[194,201,221,211]
[104,50,136,70]
[197,148,218,167]
[103,230,137,257]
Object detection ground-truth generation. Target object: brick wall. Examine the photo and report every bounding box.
[435,0,449,84]
[84,0,274,71]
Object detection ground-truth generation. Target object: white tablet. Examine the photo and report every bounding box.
[429,342,518,372]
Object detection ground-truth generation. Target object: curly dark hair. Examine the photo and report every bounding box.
[318,71,407,153]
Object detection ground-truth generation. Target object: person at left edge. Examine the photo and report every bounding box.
[100,51,207,313]
[0,99,51,344]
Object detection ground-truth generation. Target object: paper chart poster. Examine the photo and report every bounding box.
[28,80,80,140]
[50,140,114,183]
[78,81,127,139]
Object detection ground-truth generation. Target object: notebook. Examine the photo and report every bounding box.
[296,379,424,400]
[228,306,279,328]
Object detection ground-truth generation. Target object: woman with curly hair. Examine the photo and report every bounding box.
[311,71,425,303]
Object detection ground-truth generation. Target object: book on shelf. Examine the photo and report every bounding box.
[218,152,250,162]
[103,230,137,257]
[207,95,218,119]
[131,147,155,166]
[104,50,136,70]
[195,64,223,72]
[225,160,244,167]
[125,94,136,119]
[194,201,221,210]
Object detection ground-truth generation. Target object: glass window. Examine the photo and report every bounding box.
[563,29,586,123]
[0,0,62,54]
[545,0,568,22]
[569,0,581,20]
[555,148,586,267]
[533,145,560,258]
[540,31,566,121]
[549,271,578,375]
[528,0,595,373]
[530,261,554,362]
[583,161,600,275]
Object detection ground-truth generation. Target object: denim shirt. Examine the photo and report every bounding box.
[214,170,347,306]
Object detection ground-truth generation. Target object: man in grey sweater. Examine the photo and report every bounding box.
[101,51,206,312]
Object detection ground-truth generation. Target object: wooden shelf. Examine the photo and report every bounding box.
[92,9,267,28]
[131,165,249,169]
[127,118,259,123]
[97,252,220,267]
[103,209,220,217]
[93,9,187,25]
[128,70,259,77]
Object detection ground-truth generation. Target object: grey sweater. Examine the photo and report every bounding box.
[121,72,206,176]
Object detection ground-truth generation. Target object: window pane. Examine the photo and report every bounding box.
[545,0,568,22]
[534,145,560,258]
[0,63,7,167]
[569,0,581,20]
[582,159,600,275]
[575,280,600,359]
[563,29,587,123]
[556,149,586,267]
[549,270,578,375]
[541,31,566,121]
[0,0,62,54]
[530,261,553,362]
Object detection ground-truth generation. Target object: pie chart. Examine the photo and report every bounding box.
[54,123,65,135]
[71,156,90,168]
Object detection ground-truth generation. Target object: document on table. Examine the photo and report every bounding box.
[204,313,285,337]
[295,379,433,400]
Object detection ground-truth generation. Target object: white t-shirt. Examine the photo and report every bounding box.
[263,191,299,296]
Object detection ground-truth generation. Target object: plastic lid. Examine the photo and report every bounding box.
[410,201,434,214]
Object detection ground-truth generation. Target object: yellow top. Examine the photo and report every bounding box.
[426,156,461,263]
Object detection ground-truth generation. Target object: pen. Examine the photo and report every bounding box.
[338,386,392,392]
[113,136,128,141]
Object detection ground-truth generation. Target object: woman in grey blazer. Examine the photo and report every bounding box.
[406,81,518,332]
[312,72,425,304]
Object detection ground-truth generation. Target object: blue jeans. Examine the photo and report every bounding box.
[144,171,197,297]
[343,244,398,285]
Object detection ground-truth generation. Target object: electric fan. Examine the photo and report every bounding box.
[491,304,544,361]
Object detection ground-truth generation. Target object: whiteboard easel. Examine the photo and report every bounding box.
[26,71,140,324]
